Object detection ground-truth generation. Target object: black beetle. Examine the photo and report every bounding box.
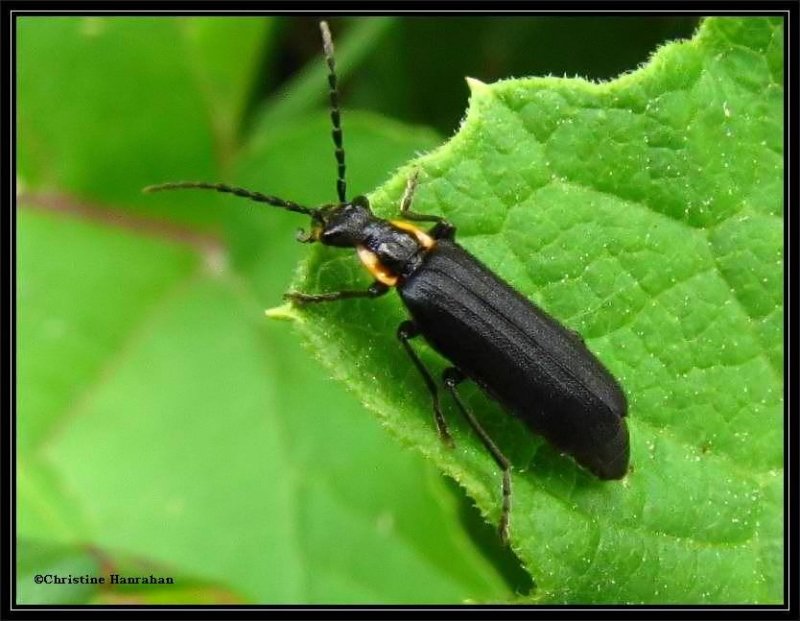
[146,21,630,544]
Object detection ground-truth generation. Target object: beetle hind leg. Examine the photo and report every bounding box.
[397,321,454,447]
[443,368,512,545]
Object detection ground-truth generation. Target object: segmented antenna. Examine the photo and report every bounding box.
[320,21,347,203]
[143,181,317,217]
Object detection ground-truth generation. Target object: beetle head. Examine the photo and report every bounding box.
[299,195,373,246]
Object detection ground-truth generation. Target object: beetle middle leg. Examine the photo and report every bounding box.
[284,281,389,305]
[443,367,512,545]
[399,171,456,241]
[396,321,454,447]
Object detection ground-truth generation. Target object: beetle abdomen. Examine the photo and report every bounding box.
[398,240,629,480]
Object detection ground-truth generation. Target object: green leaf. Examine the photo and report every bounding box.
[289,17,784,603]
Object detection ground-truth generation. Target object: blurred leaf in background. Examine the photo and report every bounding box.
[16,14,781,605]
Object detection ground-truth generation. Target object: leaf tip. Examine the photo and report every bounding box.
[264,303,301,322]
[465,76,490,96]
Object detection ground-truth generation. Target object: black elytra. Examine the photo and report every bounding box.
[144,20,630,545]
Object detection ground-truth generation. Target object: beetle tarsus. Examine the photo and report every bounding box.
[399,170,420,215]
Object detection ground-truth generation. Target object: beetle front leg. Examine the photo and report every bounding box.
[399,171,456,240]
[397,321,454,447]
[443,367,512,545]
[284,281,389,305]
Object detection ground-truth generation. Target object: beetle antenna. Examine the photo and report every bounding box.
[320,21,346,203]
[143,181,318,217]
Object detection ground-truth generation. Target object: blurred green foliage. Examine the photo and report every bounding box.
[16,15,781,605]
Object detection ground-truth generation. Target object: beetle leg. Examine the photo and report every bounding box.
[443,367,512,545]
[399,171,456,240]
[397,321,454,448]
[284,281,389,304]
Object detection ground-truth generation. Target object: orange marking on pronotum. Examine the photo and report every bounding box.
[390,220,435,249]
[357,246,398,286]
